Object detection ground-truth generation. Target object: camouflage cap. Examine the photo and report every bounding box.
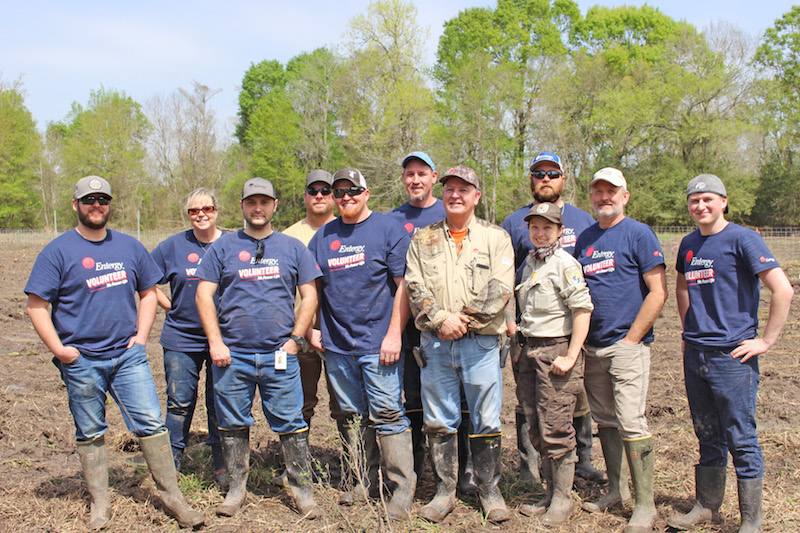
[439,165,480,190]
[524,202,563,225]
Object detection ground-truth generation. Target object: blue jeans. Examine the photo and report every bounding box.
[684,343,763,479]
[420,332,502,436]
[211,350,307,434]
[163,349,221,454]
[325,350,409,436]
[55,343,165,442]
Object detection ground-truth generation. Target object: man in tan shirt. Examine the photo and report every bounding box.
[405,165,515,524]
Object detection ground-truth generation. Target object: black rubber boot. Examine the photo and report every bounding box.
[338,418,380,505]
[737,477,763,533]
[215,428,250,516]
[380,431,417,521]
[407,410,426,479]
[211,443,229,490]
[457,415,478,495]
[574,414,608,484]
[516,411,541,484]
[582,427,632,513]
[471,435,512,523]
[667,465,725,530]
[419,433,458,523]
[280,432,320,519]
[76,437,111,530]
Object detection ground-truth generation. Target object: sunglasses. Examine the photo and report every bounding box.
[187,205,216,216]
[255,239,265,262]
[79,195,111,206]
[531,170,564,180]
[306,186,332,196]
[333,187,365,199]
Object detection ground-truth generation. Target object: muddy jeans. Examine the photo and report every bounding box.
[517,337,584,461]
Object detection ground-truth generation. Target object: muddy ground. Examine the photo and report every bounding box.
[0,240,798,532]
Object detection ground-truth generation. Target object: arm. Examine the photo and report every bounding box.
[552,309,590,375]
[676,273,689,354]
[196,279,230,367]
[127,285,157,348]
[156,287,172,311]
[460,232,515,329]
[283,280,318,355]
[380,277,410,365]
[622,264,667,344]
[26,293,80,363]
[405,238,451,332]
[732,267,794,362]
[307,278,324,352]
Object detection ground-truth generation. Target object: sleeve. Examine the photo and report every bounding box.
[195,242,223,283]
[386,223,411,278]
[559,256,594,312]
[150,241,168,285]
[136,242,164,290]
[634,224,665,274]
[296,241,322,285]
[24,247,62,302]
[405,232,450,331]
[461,229,515,328]
[740,229,779,275]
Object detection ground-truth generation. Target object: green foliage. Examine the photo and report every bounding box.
[236,60,288,146]
[0,88,41,228]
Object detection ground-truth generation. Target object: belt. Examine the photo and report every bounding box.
[524,336,569,347]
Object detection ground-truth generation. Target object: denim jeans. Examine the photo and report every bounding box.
[211,350,307,434]
[684,343,763,479]
[325,350,409,436]
[163,349,221,454]
[54,343,165,442]
[419,332,502,437]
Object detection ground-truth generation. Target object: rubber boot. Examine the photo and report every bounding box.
[574,414,608,484]
[419,433,458,523]
[516,411,541,484]
[338,419,380,505]
[737,477,763,533]
[139,431,204,528]
[215,428,250,516]
[280,432,320,519]
[407,410,426,479]
[211,443,229,490]
[380,431,417,521]
[667,465,726,530]
[172,446,183,473]
[76,437,111,530]
[541,453,575,526]
[623,437,657,533]
[471,435,512,523]
[520,455,553,517]
[583,427,632,513]
[457,415,478,495]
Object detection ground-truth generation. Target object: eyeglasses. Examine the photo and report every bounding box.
[306,186,332,196]
[187,205,216,216]
[333,187,365,199]
[531,170,564,180]
[79,195,111,206]
[255,239,265,262]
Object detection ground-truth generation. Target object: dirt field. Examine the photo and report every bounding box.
[1,240,798,532]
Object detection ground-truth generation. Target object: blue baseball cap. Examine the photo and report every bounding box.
[529,152,563,172]
[402,151,435,172]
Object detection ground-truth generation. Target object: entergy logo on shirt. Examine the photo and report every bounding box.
[582,247,615,275]
[83,257,129,291]
[327,240,366,271]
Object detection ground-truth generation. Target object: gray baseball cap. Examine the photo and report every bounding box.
[687,174,727,198]
[333,168,368,189]
[74,175,113,199]
[242,177,276,200]
[306,169,333,187]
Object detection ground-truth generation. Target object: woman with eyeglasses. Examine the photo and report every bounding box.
[151,188,227,486]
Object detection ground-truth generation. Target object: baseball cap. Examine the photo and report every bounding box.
[530,152,563,172]
[305,169,333,187]
[74,175,113,199]
[332,168,368,189]
[439,165,480,190]
[588,167,627,190]
[401,151,435,172]
[242,177,276,200]
[524,202,563,225]
[687,174,727,198]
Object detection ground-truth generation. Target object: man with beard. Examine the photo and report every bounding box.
[575,168,667,533]
[307,168,416,521]
[196,178,322,519]
[25,176,204,530]
[501,152,605,486]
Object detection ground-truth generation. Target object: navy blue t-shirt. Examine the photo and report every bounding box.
[502,202,595,284]
[308,212,410,355]
[151,229,224,352]
[195,230,321,353]
[574,217,665,347]
[676,223,778,348]
[25,229,163,359]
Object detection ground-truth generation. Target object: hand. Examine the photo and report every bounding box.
[732,338,769,363]
[510,340,522,364]
[437,313,471,341]
[210,341,232,367]
[550,355,576,376]
[126,334,147,349]
[282,339,300,356]
[55,345,80,364]
[308,329,324,352]
[380,331,401,366]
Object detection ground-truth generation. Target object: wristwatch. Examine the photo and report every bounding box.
[290,335,306,347]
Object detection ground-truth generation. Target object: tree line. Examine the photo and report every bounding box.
[3,0,800,231]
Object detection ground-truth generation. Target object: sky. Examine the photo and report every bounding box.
[2,0,795,134]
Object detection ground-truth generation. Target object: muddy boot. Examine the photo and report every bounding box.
[280,432,320,519]
[172,446,183,473]
[419,433,458,523]
[520,455,553,517]
[76,437,111,530]
[139,431,204,528]
[623,437,657,533]
[516,411,541,484]
[338,419,380,505]
[574,414,607,484]
[583,427,632,513]
[457,416,478,495]
[380,431,417,521]
[737,477,763,533]
[210,443,229,490]
[667,465,725,530]
[407,410,426,479]
[541,453,575,526]
[471,435,512,523]
[215,428,250,517]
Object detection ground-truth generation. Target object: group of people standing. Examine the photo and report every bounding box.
[24,150,792,533]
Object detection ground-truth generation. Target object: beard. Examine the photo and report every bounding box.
[78,207,109,230]
[533,183,563,204]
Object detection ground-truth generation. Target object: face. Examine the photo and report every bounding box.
[530,161,565,203]
[73,195,111,230]
[303,181,335,218]
[187,194,217,232]
[442,177,481,218]
[333,180,369,220]
[590,180,629,220]
[528,217,564,247]
[688,192,727,227]
[241,194,277,230]
[402,160,438,204]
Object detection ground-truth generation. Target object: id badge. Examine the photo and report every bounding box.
[275,349,288,370]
